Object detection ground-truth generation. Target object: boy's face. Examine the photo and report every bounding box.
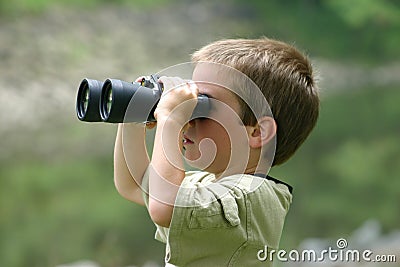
[183,65,251,175]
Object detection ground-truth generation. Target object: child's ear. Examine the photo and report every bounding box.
[246,116,276,149]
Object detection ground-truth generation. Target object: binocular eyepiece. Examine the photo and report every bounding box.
[76,75,210,123]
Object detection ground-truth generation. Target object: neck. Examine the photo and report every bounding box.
[212,161,269,179]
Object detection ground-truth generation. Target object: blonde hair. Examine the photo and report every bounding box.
[192,38,319,166]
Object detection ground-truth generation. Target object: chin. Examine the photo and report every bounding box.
[186,159,223,175]
[183,150,200,162]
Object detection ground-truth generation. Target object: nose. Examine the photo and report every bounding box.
[183,119,195,133]
[188,119,196,128]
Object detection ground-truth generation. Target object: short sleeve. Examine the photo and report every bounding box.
[173,173,245,228]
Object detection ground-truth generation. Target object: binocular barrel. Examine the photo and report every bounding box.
[76,77,210,123]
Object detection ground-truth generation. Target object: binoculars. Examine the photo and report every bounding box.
[76,75,210,123]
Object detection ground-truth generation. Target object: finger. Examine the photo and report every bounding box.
[135,76,145,83]
[187,81,199,96]
[158,76,186,93]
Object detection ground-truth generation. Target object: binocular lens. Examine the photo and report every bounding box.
[76,79,103,122]
[81,87,89,115]
[106,88,112,115]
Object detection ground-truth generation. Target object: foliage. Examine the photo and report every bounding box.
[325,0,400,28]
[0,0,169,15]
[234,0,400,63]
[1,0,399,62]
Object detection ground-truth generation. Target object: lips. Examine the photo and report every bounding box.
[183,134,194,145]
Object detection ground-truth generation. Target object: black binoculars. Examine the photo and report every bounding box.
[76,75,210,123]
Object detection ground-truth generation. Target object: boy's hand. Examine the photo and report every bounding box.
[134,77,157,130]
[154,76,199,125]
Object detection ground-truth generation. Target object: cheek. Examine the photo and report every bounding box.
[200,120,231,149]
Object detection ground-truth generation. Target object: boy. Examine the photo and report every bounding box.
[113,38,319,266]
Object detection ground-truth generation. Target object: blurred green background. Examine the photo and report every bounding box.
[0,0,399,266]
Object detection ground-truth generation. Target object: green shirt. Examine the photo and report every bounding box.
[142,170,292,267]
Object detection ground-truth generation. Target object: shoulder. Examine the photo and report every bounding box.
[216,174,293,212]
[174,173,292,220]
